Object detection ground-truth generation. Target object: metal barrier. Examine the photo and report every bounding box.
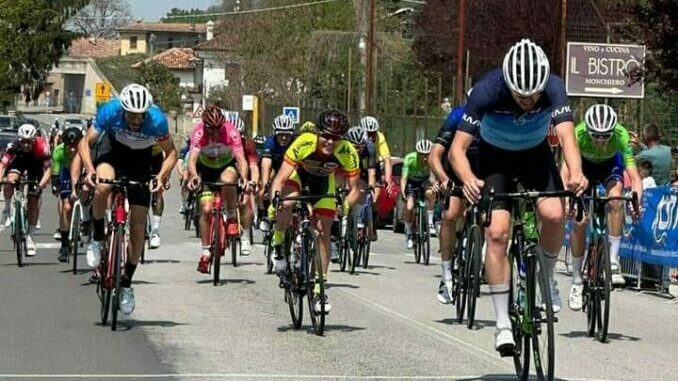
[620,256,673,294]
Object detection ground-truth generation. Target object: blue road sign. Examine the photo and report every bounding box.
[282,107,300,124]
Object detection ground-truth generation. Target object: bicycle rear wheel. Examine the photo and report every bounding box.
[595,236,611,343]
[466,225,483,329]
[184,202,192,230]
[14,206,24,267]
[99,261,111,325]
[284,232,303,328]
[421,206,431,266]
[584,243,597,337]
[306,230,325,336]
[453,240,467,324]
[413,208,422,264]
[212,214,223,286]
[264,233,274,274]
[70,203,82,275]
[111,228,124,331]
[532,251,555,381]
[362,238,371,269]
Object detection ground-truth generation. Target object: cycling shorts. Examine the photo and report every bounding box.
[284,170,336,218]
[582,153,624,192]
[58,167,72,200]
[94,139,153,207]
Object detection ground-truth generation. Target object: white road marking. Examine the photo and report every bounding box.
[35,243,61,249]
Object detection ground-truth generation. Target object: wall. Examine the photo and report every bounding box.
[172,70,194,88]
[201,52,227,98]
[120,32,148,56]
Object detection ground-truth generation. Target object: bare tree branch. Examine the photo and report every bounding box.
[71,0,132,38]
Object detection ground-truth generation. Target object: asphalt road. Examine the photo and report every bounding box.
[0,114,677,380]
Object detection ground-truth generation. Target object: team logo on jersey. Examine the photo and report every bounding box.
[462,114,480,127]
[551,106,572,118]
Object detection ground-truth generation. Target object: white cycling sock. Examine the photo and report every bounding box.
[539,246,558,282]
[441,260,452,282]
[151,215,162,232]
[572,255,584,285]
[405,222,412,236]
[427,210,434,226]
[489,283,511,329]
[609,235,621,264]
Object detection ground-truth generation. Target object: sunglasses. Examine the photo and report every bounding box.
[320,132,342,142]
[591,133,611,140]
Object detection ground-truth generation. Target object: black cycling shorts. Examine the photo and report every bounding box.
[582,153,624,192]
[94,139,153,207]
[151,152,164,175]
[479,139,564,211]
[7,158,45,195]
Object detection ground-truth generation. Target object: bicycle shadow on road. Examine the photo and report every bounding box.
[456,374,571,381]
[195,278,256,286]
[326,283,360,289]
[559,330,642,342]
[2,261,59,267]
[277,324,366,334]
[434,318,495,331]
[139,259,181,264]
[112,319,189,331]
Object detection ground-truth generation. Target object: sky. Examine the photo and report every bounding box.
[129,0,220,21]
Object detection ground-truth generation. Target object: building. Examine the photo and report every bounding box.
[132,48,197,88]
[193,21,240,101]
[117,21,207,56]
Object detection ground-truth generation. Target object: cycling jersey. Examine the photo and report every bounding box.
[367,131,390,160]
[284,132,359,178]
[50,143,74,174]
[402,152,430,183]
[1,136,51,169]
[435,105,480,177]
[358,140,378,180]
[190,121,243,169]
[261,134,296,170]
[94,99,170,150]
[575,122,636,169]
[458,68,573,151]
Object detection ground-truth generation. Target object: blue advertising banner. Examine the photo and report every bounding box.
[620,186,678,267]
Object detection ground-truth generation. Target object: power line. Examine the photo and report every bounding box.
[164,0,339,19]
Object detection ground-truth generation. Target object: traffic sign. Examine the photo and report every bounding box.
[242,95,255,111]
[566,42,645,99]
[95,82,111,102]
[282,107,300,124]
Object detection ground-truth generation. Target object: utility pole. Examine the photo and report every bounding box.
[454,0,466,105]
[366,0,376,114]
[559,0,568,77]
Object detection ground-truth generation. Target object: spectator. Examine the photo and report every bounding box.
[441,97,451,114]
[629,131,645,155]
[636,124,673,185]
[638,160,656,189]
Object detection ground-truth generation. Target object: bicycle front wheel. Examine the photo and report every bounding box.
[596,236,611,343]
[532,251,555,381]
[510,249,530,381]
[111,227,124,331]
[362,238,371,269]
[70,203,82,275]
[466,225,483,329]
[212,214,223,286]
[584,242,597,337]
[421,206,431,266]
[453,241,467,324]
[14,205,24,267]
[264,233,274,274]
[306,229,325,336]
[284,232,303,329]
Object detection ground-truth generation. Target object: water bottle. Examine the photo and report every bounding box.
[517,257,527,308]
[522,208,538,240]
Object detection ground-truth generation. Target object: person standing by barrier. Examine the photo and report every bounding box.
[637,124,672,186]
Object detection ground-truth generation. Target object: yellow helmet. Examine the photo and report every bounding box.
[300,121,316,133]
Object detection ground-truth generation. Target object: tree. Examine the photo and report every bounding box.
[161,4,224,24]
[70,0,132,38]
[135,61,182,112]
[0,0,89,103]
[620,0,678,93]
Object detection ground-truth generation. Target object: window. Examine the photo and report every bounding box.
[130,36,137,50]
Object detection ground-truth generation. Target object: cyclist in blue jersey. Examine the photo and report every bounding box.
[430,98,480,304]
[79,83,178,315]
[449,39,588,354]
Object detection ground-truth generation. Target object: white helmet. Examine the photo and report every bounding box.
[273,114,294,132]
[415,139,433,154]
[346,126,367,145]
[229,115,245,132]
[360,116,379,132]
[502,39,550,97]
[17,123,37,140]
[119,83,153,113]
[585,104,617,135]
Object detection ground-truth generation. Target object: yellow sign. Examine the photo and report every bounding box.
[95,82,111,102]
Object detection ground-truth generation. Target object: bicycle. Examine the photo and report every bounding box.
[68,179,93,275]
[201,181,241,286]
[335,188,353,273]
[96,177,149,331]
[1,179,37,267]
[261,218,274,274]
[409,186,431,265]
[485,188,579,381]
[275,189,331,336]
[579,186,638,343]
[350,186,376,273]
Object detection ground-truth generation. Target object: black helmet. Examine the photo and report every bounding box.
[317,109,349,136]
[62,127,83,145]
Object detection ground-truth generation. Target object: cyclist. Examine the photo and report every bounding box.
[270,109,360,313]
[299,121,316,134]
[147,143,168,249]
[49,118,61,151]
[449,39,588,353]
[230,115,259,256]
[430,98,479,304]
[564,104,642,310]
[400,139,436,250]
[361,116,394,209]
[0,123,51,255]
[51,127,83,262]
[80,83,177,315]
[176,135,192,214]
[346,125,378,234]
[188,105,248,274]
[258,115,296,230]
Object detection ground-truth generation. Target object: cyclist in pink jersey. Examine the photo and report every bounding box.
[187,105,248,273]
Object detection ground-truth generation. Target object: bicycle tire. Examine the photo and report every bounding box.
[596,236,611,343]
[212,214,223,287]
[264,233,274,274]
[71,204,82,275]
[422,206,431,266]
[100,262,112,326]
[454,241,467,324]
[184,204,192,231]
[466,225,483,329]
[284,232,303,329]
[306,229,325,336]
[338,233,348,272]
[510,250,530,381]
[14,205,24,267]
[532,251,555,381]
[231,236,240,267]
[585,242,597,337]
[362,238,371,269]
[413,207,422,264]
[111,227,124,331]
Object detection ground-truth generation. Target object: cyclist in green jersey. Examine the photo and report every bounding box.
[561,104,642,310]
[51,127,83,262]
[400,139,435,249]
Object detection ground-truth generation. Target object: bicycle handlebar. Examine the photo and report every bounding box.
[580,191,640,216]
[96,177,150,187]
[0,180,39,186]
[485,188,583,227]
